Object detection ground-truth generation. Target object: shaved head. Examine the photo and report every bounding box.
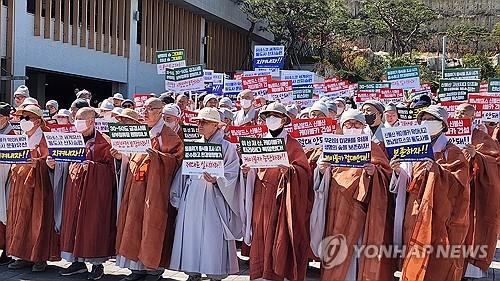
[76,107,97,120]
[144,97,164,109]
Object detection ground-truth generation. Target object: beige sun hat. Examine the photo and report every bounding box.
[192,107,224,124]
[15,104,43,117]
[259,101,291,125]
[116,108,140,123]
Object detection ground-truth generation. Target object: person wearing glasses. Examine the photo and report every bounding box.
[113,98,183,281]
[7,105,60,272]
[13,85,30,108]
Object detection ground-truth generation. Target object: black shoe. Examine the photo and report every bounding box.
[59,262,88,276]
[143,274,162,281]
[88,264,104,280]
[186,275,202,281]
[0,251,12,266]
[120,272,147,281]
[8,259,33,270]
[32,261,47,272]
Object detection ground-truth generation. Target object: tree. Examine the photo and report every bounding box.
[462,53,496,80]
[490,22,500,52]
[356,0,437,55]
[237,0,351,69]
[446,22,490,55]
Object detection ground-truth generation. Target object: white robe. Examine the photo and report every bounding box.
[234,107,258,126]
[170,129,243,276]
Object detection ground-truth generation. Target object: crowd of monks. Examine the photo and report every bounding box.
[0,84,497,281]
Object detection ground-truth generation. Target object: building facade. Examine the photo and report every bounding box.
[0,0,272,108]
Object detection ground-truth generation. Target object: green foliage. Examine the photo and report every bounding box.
[462,53,496,80]
[491,22,500,52]
[357,0,437,55]
[446,22,490,54]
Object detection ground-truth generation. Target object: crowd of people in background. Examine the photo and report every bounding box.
[0,83,497,281]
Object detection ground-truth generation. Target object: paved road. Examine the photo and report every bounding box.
[0,242,498,281]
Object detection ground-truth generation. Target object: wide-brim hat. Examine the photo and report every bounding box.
[192,107,224,124]
[116,108,140,123]
[259,101,291,125]
[15,104,43,118]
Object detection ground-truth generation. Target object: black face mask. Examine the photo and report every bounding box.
[364,113,377,126]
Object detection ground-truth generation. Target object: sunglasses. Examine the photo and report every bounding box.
[122,104,134,109]
[20,116,31,121]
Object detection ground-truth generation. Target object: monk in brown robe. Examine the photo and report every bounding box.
[0,102,15,266]
[390,105,470,281]
[7,105,59,272]
[48,107,116,280]
[454,103,500,279]
[241,102,312,281]
[112,98,183,281]
[310,109,395,281]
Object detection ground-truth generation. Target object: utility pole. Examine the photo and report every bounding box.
[441,35,447,78]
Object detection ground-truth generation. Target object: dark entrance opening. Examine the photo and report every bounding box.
[26,67,113,109]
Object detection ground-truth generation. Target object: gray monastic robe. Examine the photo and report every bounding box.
[0,123,14,225]
[170,129,243,276]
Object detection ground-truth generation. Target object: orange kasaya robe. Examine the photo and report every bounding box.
[464,129,500,272]
[249,136,313,281]
[115,125,183,269]
[7,134,60,262]
[60,131,116,258]
[0,126,15,252]
[401,142,470,281]
[320,142,395,281]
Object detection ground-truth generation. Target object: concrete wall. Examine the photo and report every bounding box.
[1,5,6,58]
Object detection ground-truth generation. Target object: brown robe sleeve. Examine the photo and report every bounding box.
[272,137,313,281]
[138,125,184,268]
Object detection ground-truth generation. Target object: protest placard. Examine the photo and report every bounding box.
[165,64,204,92]
[289,118,336,149]
[239,137,289,168]
[47,124,76,133]
[242,75,271,96]
[444,68,481,80]
[324,80,350,98]
[10,122,21,135]
[253,45,285,74]
[382,125,433,161]
[396,107,428,126]
[156,49,186,74]
[203,69,214,83]
[408,87,432,101]
[386,66,421,89]
[182,110,198,125]
[228,125,268,144]
[182,142,224,177]
[322,134,371,168]
[242,70,272,77]
[95,118,116,133]
[445,118,472,148]
[292,84,314,107]
[356,91,378,103]
[358,81,391,92]
[438,79,480,102]
[280,70,314,86]
[468,94,500,123]
[267,80,293,105]
[44,132,86,162]
[182,125,201,140]
[133,93,151,108]
[108,123,151,153]
[488,78,500,93]
[379,88,404,105]
[223,79,243,100]
[0,134,30,164]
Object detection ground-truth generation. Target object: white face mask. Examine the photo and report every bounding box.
[422,120,443,136]
[20,119,35,132]
[266,116,283,131]
[74,120,88,133]
[240,99,253,109]
[343,128,363,135]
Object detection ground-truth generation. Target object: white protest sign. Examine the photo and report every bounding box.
[182,142,225,177]
[239,137,289,168]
